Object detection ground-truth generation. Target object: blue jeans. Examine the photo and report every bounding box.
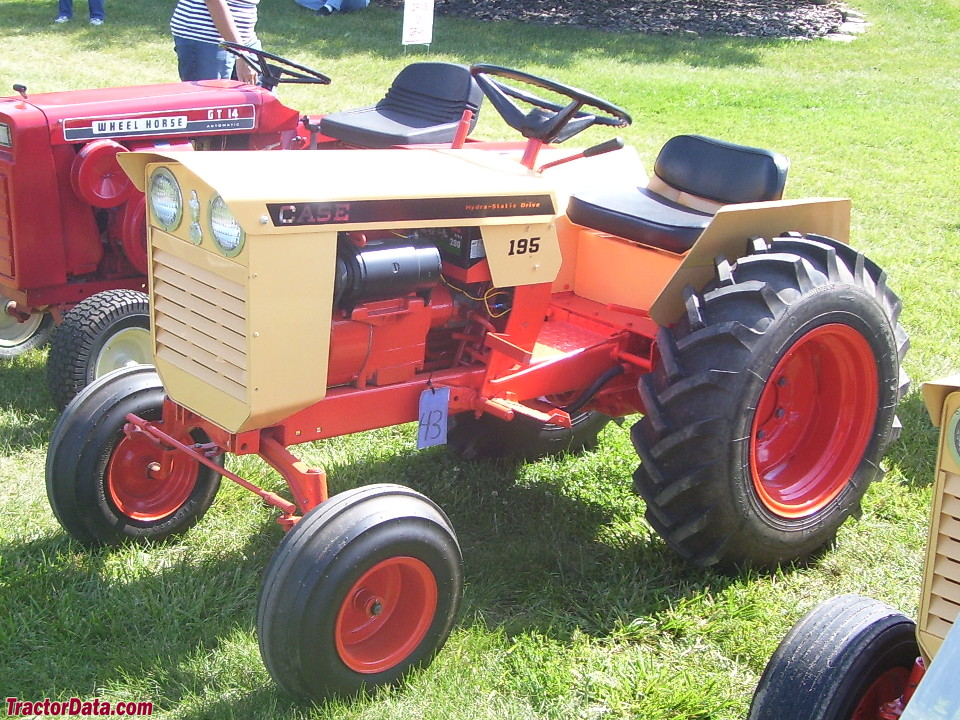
[58,0,105,20]
[174,36,235,81]
[295,0,369,11]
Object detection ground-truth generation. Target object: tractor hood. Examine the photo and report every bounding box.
[0,80,300,145]
[119,147,567,234]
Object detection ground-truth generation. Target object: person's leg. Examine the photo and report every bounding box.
[339,0,369,11]
[88,0,105,21]
[175,37,233,81]
[57,0,73,19]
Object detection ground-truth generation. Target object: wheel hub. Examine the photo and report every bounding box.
[750,323,878,518]
[335,556,438,674]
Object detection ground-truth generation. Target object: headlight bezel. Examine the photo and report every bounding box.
[148,167,184,232]
[0,122,11,148]
[948,405,960,468]
[208,193,245,257]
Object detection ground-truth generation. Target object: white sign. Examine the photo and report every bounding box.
[402,0,435,46]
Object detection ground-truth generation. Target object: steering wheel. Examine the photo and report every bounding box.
[221,42,332,91]
[469,64,631,144]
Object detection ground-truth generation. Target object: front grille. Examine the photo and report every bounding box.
[152,243,248,402]
[0,171,13,279]
[921,471,960,642]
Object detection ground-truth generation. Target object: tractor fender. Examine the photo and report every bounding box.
[648,197,851,326]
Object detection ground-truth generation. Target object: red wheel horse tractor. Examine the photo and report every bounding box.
[0,46,484,408]
[46,64,908,700]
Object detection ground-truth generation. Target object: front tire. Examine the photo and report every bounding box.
[748,594,920,720]
[46,289,151,409]
[633,234,908,568]
[46,365,221,545]
[258,484,463,701]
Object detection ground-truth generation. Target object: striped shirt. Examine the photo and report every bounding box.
[170,0,259,45]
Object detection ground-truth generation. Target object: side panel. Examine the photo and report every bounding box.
[917,388,960,661]
[146,161,335,434]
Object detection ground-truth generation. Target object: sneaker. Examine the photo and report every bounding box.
[317,5,333,15]
[54,15,70,22]
[90,17,103,25]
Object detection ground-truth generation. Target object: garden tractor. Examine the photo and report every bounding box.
[45,64,909,700]
[0,46,484,408]
[748,376,960,720]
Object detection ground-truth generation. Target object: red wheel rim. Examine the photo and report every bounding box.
[107,430,199,522]
[851,667,909,720]
[750,323,878,518]
[335,556,438,674]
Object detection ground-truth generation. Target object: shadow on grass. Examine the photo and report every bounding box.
[3,0,773,75]
[0,428,760,716]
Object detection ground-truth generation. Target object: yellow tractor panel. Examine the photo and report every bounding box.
[918,377,960,661]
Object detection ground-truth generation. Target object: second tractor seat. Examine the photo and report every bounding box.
[320,62,484,148]
[567,134,790,254]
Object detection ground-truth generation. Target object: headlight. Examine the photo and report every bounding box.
[209,194,244,257]
[148,167,183,231]
[949,406,960,467]
[0,122,11,148]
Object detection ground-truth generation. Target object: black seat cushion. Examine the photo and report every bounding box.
[655,134,789,204]
[567,134,789,253]
[320,62,483,148]
[567,187,713,254]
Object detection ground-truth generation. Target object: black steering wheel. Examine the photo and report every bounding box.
[469,64,631,144]
[221,42,332,91]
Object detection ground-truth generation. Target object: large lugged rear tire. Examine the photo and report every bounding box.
[748,594,919,720]
[46,365,222,545]
[632,234,908,568]
[258,484,463,701]
[46,288,151,410]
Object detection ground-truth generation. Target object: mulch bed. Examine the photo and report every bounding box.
[378,0,847,38]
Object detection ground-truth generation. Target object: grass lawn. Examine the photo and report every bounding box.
[1,0,958,717]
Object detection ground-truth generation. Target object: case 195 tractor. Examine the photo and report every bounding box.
[0,46,486,408]
[45,64,909,701]
[747,376,960,720]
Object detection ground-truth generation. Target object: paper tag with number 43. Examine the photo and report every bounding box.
[417,386,450,449]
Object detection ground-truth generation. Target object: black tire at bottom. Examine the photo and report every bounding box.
[45,365,221,545]
[258,484,463,701]
[748,594,919,720]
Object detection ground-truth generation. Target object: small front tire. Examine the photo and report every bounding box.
[257,484,463,701]
[46,365,221,545]
[748,594,920,720]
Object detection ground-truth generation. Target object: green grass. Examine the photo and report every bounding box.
[1,0,958,717]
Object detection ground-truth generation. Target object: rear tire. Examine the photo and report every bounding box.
[46,365,221,545]
[447,409,610,461]
[633,234,908,568]
[46,289,151,409]
[258,484,463,701]
[748,594,919,720]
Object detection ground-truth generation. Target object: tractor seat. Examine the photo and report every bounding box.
[319,62,484,148]
[567,134,789,254]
